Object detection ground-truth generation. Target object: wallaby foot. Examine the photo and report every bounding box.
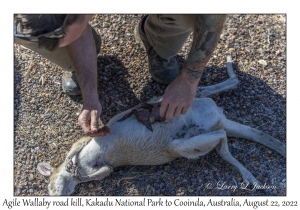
[215,136,258,184]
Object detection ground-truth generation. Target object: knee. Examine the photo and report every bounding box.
[150,14,196,30]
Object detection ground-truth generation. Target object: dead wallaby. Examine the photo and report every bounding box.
[37,56,286,195]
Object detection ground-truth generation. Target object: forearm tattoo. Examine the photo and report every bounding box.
[184,69,203,79]
[184,15,227,79]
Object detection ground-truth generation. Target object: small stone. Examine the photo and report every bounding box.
[102,22,109,28]
[28,174,34,181]
[258,60,268,66]
[88,184,94,189]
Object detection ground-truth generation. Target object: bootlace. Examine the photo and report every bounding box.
[148,47,168,65]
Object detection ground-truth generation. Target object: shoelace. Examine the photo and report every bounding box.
[148,47,168,65]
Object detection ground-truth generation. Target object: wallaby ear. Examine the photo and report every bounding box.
[37,162,53,176]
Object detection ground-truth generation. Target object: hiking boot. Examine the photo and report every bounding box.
[62,71,81,95]
[134,15,179,85]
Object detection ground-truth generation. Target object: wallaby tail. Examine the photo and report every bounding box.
[224,119,286,157]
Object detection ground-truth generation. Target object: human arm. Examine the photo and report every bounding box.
[66,24,109,136]
[160,15,227,120]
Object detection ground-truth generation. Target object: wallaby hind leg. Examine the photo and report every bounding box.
[167,130,227,159]
[196,56,239,98]
[224,120,286,157]
[167,129,258,183]
[215,136,258,184]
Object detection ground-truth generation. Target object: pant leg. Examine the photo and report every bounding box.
[14,25,101,72]
[145,14,197,59]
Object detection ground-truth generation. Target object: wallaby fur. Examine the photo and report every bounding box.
[38,56,286,195]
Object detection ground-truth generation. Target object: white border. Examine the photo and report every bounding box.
[3,1,298,209]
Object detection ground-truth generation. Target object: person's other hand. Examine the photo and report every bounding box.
[160,74,198,120]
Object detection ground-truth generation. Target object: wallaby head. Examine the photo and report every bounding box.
[49,164,78,195]
[38,162,78,195]
[38,134,114,196]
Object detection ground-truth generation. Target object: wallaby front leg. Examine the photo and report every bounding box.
[215,136,258,184]
[167,130,227,159]
[74,165,113,183]
[65,136,93,162]
[65,136,93,180]
[196,55,239,98]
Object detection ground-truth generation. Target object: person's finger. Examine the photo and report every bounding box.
[160,100,169,119]
[174,106,183,118]
[165,104,176,120]
[90,110,99,133]
[182,105,190,115]
[78,114,91,134]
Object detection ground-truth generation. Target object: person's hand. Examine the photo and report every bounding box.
[78,100,110,137]
[160,74,199,120]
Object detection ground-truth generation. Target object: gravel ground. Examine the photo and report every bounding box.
[14,14,286,196]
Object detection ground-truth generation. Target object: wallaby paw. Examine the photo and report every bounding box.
[65,158,81,181]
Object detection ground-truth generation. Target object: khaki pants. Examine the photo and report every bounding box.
[145,14,226,59]
[145,14,197,58]
[14,15,223,70]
